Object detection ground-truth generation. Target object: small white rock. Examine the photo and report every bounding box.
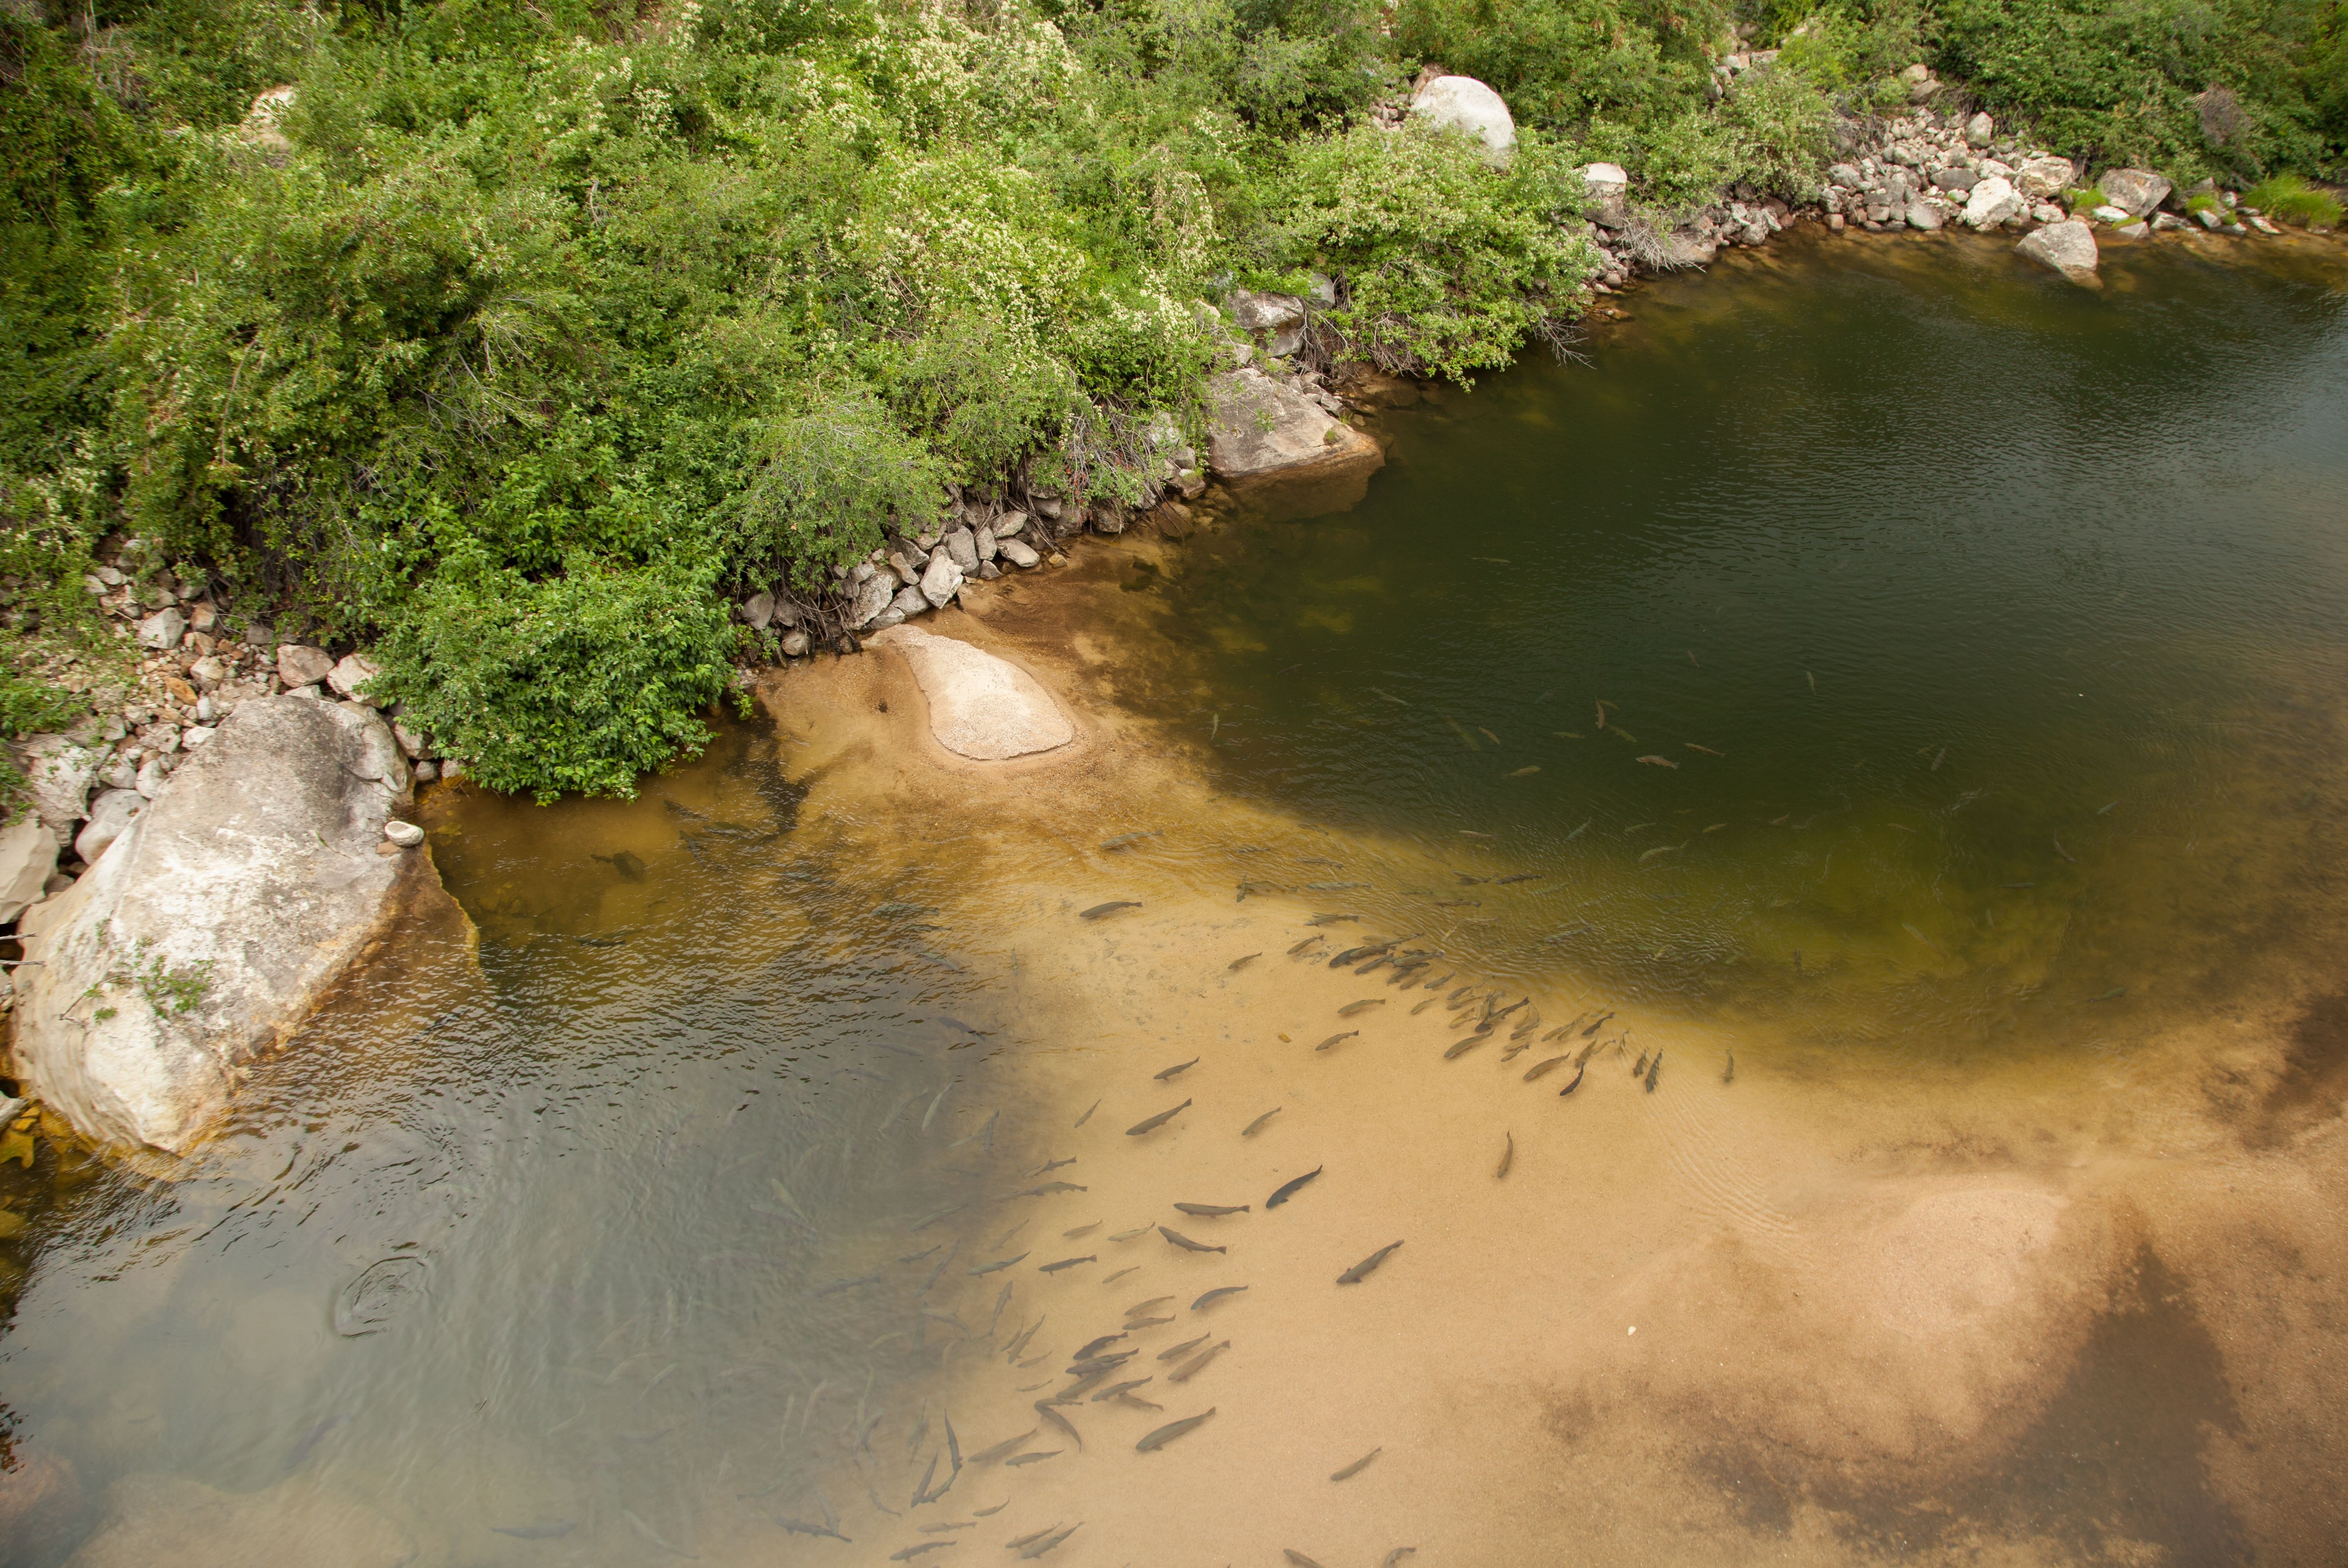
[384,820,425,847]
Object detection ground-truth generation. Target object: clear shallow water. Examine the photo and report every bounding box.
[1,233,2346,1566]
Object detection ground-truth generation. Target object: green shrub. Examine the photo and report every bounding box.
[377,556,737,801]
[1723,65,1836,197]
[1391,0,1726,134]
[2244,171,2344,223]
[1276,125,1595,380]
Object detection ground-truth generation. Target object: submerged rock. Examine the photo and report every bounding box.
[1204,368,1382,483]
[1409,75,1517,155]
[867,625,1075,762]
[10,697,421,1155]
[2015,220,2101,286]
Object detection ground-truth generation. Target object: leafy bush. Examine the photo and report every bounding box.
[1391,0,1726,133]
[376,556,737,801]
[1723,65,1837,197]
[1276,125,1595,379]
[2244,170,2344,222]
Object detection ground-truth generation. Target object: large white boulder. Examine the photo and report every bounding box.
[0,820,59,924]
[1205,368,1383,481]
[13,734,101,835]
[868,625,1074,762]
[2014,155,2077,199]
[1963,176,2024,230]
[1409,75,1516,155]
[9,697,418,1154]
[72,789,145,865]
[1580,162,1630,228]
[2015,220,2101,286]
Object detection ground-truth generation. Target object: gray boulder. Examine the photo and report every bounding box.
[1229,290,1307,357]
[2014,155,2076,198]
[136,607,186,652]
[1579,162,1630,228]
[9,697,418,1154]
[944,526,979,571]
[1205,368,1382,481]
[15,735,101,834]
[2015,219,2100,286]
[0,820,59,925]
[889,585,930,621]
[848,573,896,629]
[741,591,776,631]
[919,554,964,610]
[1966,111,1994,146]
[999,537,1041,569]
[974,522,998,562]
[2097,168,2171,217]
[867,625,1073,762]
[781,629,812,658]
[73,790,146,865]
[1963,176,2024,229]
[276,643,334,688]
[1906,198,1944,231]
[325,653,383,706]
[1409,74,1516,155]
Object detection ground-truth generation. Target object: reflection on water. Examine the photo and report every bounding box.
[2,233,2346,1566]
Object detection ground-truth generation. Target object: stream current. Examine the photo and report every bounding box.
[3,232,2348,1567]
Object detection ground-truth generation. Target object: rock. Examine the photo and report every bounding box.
[1580,162,1630,228]
[98,753,137,792]
[2014,155,2076,198]
[994,510,1029,537]
[383,820,424,847]
[10,697,418,1154]
[73,790,146,866]
[1930,168,1978,193]
[1828,162,1864,188]
[1205,367,1383,481]
[390,718,430,759]
[1230,290,1308,357]
[19,735,103,834]
[135,607,185,652]
[741,590,775,630]
[977,560,1002,581]
[276,644,334,688]
[1408,74,1516,155]
[2097,168,2171,218]
[2015,219,2100,285]
[2116,219,2149,239]
[0,820,59,924]
[2151,212,2188,231]
[187,655,227,691]
[439,758,467,782]
[1963,176,2023,230]
[2090,203,2130,224]
[781,629,812,658]
[973,522,998,563]
[1906,198,1944,231]
[848,572,896,629]
[181,725,216,749]
[919,554,964,610]
[888,585,930,621]
[999,538,1041,569]
[1965,111,1994,147]
[944,526,979,571]
[1657,228,1719,267]
[325,653,383,705]
[134,754,172,798]
[866,625,1074,762]
[241,621,274,647]
[65,1472,415,1568]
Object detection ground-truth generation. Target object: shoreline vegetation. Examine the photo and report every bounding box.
[3,0,2346,829]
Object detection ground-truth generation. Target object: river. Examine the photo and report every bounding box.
[3,230,2345,1566]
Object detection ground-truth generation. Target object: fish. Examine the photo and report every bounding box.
[1703,822,1727,834]
[1005,1181,1087,1199]
[1073,1099,1099,1128]
[1285,1553,1328,1568]
[1155,1057,1200,1081]
[1497,871,1542,884]
[1338,1241,1403,1285]
[1126,1100,1192,1136]
[1632,1048,1649,1076]
[1508,765,1541,777]
[1228,953,1262,971]
[1267,1166,1323,1207]
[1242,1107,1282,1137]
[1581,1011,1614,1037]
[1032,1155,1077,1176]
[1315,1031,1359,1051]
[1901,922,1945,958]
[1337,998,1387,1017]
[1523,1054,1572,1081]
[2097,800,2118,815]
[1169,1340,1229,1383]
[1174,1202,1250,1217]
[1003,1450,1061,1467]
[1931,746,1947,771]
[1772,813,1792,826]
[1557,1063,1587,1096]
[1194,1285,1250,1310]
[974,1502,1008,1517]
[1061,1224,1099,1242]
[492,1522,580,1541]
[2000,881,2036,890]
[1038,1256,1095,1273]
[1479,726,1503,746]
[1444,717,1480,750]
[1596,699,1612,727]
[1636,755,1679,769]
[1124,1314,1174,1329]
[1806,670,1816,693]
[2092,986,2127,1001]
[910,1451,950,1506]
[1382,1550,1420,1567]
[1019,1525,1081,1560]
[1307,882,1368,891]
[1135,1408,1217,1452]
[890,1544,951,1560]
[1288,936,1327,956]
[1101,1265,1138,1284]
[1496,1132,1514,1179]
[1305,913,1360,926]
[1159,1334,1212,1363]
[1565,818,1592,840]
[1410,997,1440,1015]
[1109,1225,1152,1242]
[1443,1036,1486,1059]
[1555,730,1585,739]
[1369,686,1410,705]
[776,1516,848,1542]
[1330,1447,1382,1482]
[1074,1333,1128,1360]
[2053,834,2077,864]
[1158,1226,1226,1254]
[1100,831,1159,851]
[1088,1376,1154,1404]
[1126,1296,1176,1319]
[1686,742,1725,757]
[1607,724,1640,742]
[1645,1053,1662,1092]
[969,1252,1031,1276]
[968,1430,1036,1465]
[1081,901,1141,920]
[1034,1399,1084,1450]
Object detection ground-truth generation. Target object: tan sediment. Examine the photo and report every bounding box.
[744,545,2348,1566]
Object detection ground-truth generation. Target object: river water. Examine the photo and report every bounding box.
[4,232,2347,1566]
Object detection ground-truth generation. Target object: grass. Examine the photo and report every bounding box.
[2242,175,2344,228]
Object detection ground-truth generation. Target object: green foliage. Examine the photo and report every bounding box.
[1391,0,1727,133]
[1772,2,1932,102]
[1276,126,1595,380]
[2244,170,2343,221]
[92,936,216,1019]
[1935,0,2328,176]
[1721,66,1837,197]
[376,557,738,802]
[724,385,949,588]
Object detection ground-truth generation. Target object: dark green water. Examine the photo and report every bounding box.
[1155,235,2348,1053]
